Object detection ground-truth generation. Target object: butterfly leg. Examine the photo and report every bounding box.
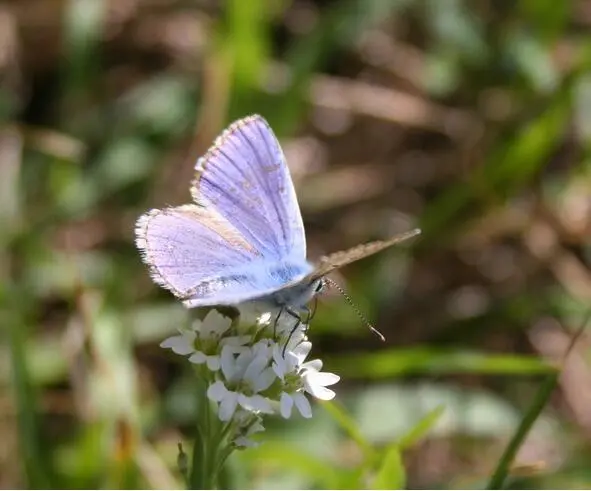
[273,307,284,340]
[301,305,312,340]
[282,319,301,357]
[282,306,305,357]
[307,297,319,324]
[297,303,317,341]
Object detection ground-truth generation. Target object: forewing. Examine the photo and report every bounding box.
[191,115,306,259]
[135,204,262,300]
[307,228,421,281]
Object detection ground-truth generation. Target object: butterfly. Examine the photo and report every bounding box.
[135,115,420,316]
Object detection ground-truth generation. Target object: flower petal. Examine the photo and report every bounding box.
[280,392,293,419]
[305,383,336,401]
[301,358,322,372]
[272,362,284,380]
[237,303,268,326]
[221,335,251,351]
[218,391,239,421]
[243,353,269,382]
[252,395,274,414]
[252,340,272,359]
[220,345,237,381]
[284,326,308,351]
[207,381,227,402]
[252,367,276,392]
[272,346,287,378]
[206,356,221,371]
[257,312,272,327]
[293,392,312,418]
[238,394,273,414]
[160,333,195,355]
[188,351,207,364]
[273,347,301,379]
[203,310,231,337]
[292,341,312,363]
[310,371,340,387]
[234,349,252,373]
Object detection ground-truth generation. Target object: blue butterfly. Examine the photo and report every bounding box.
[136,115,420,314]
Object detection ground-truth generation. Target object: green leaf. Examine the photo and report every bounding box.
[322,400,375,460]
[419,90,570,243]
[486,372,559,489]
[225,0,270,92]
[61,0,105,109]
[372,445,406,490]
[7,306,52,487]
[398,405,446,450]
[486,313,590,489]
[519,0,570,41]
[328,347,555,378]
[241,443,342,488]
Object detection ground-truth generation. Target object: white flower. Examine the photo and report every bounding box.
[256,312,273,328]
[271,340,339,418]
[287,325,309,349]
[207,382,240,421]
[232,410,265,448]
[187,351,221,371]
[280,391,312,419]
[301,359,340,401]
[234,433,261,448]
[272,341,311,380]
[275,312,308,340]
[160,305,340,441]
[161,311,250,371]
[235,303,274,329]
[207,343,276,421]
[160,331,196,355]
[195,310,232,338]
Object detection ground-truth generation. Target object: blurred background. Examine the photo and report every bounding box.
[2,0,591,488]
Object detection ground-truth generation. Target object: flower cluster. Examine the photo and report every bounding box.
[161,306,339,448]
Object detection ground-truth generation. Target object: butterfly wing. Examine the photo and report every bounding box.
[135,204,308,307]
[191,115,306,260]
[306,228,421,281]
[263,228,421,310]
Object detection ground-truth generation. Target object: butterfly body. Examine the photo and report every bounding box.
[260,276,323,311]
[136,115,419,314]
[180,255,317,310]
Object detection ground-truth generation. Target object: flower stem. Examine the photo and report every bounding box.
[189,371,217,489]
[188,368,230,489]
[211,423,234,477]
[189,392,206,489]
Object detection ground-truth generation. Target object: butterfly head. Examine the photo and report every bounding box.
[268,276,324,312]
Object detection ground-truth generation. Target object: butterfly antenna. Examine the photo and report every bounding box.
[324,278,386,342]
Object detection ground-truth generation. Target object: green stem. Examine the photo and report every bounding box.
[486,372,558,489]
[188,369,231,490]
[203,400,217,489]
[189,400,206,489]
[212,423,235,476]
[486,313,589,490]
[215,446,235,476]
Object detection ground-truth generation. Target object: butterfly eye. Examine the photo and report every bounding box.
[315,279,324,294]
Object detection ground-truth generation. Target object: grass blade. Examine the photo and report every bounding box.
[485,371,558,490]
[486,312,590,489]
[372,445,406,490]
[8,308,52,488]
